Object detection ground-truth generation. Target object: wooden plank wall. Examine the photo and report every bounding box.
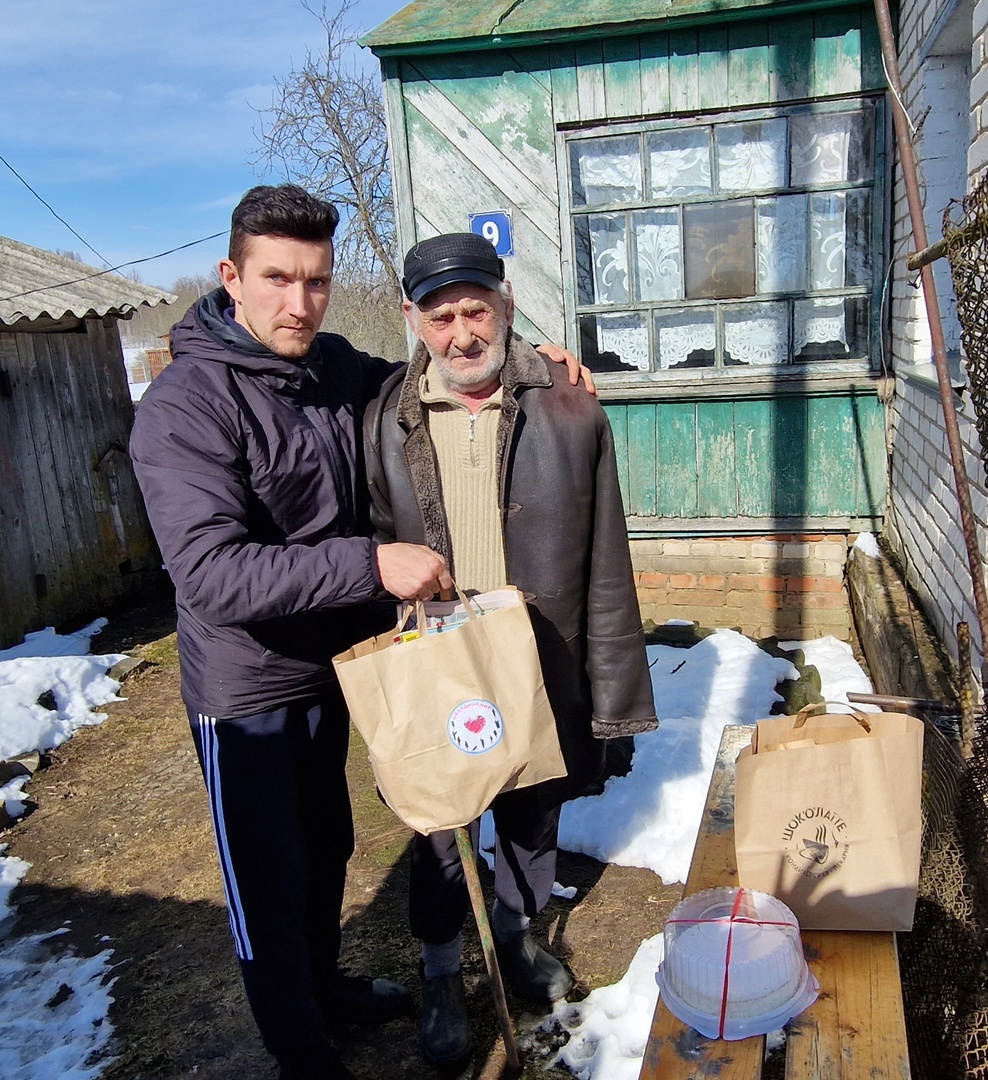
[603,392,887,522]
[0,318,158,648]
[384,3,887,527]
[389,4,883,344]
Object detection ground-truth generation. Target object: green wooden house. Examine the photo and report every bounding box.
[363,0,889,635]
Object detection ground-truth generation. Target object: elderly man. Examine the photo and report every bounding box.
[130,188,585,1080]
[364,233,658,1069]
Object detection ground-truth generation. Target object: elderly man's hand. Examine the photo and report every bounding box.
[536,342,598,396]
[375,542,453,601]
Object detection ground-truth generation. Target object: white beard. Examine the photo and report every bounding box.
[427,317,509,395]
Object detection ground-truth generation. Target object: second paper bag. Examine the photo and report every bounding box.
[734,702,924,930]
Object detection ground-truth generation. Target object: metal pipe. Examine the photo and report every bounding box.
[846,691,956,712]
[873,0,988,690]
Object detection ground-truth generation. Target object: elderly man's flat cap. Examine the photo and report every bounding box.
[402,233,505,304]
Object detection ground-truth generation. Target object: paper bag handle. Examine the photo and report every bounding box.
[397,580,482,634]
[792,701,872,733]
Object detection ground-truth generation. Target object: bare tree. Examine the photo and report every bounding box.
[122,269,220,347]
[254,0,399,298]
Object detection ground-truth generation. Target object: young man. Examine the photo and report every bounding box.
[130,186,455,1080]
[364,233,658,1070]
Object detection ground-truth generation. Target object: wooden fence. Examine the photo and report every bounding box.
[0,316,160,648]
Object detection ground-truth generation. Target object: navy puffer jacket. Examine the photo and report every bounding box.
[130,288,400,718]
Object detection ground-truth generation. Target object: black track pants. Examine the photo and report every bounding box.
[187,688,353,1069]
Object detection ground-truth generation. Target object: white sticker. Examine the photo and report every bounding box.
[447,699,504,754]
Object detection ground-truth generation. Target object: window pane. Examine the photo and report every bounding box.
[654,308,716,369]
[633,209,682,301]
[579,312,650,372]
[716,118,787,192]
[790,109,873,185]
[756,195,807,293]
[807,190,871,289]
[647,128,712,197]
[724,302,790,365]
[794,296,868,359]
[684,201,755,300]
[570,136,642,207]
[807,191,871,290]
[574,214,630,305]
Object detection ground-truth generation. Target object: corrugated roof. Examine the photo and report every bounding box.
[0,236,177,327]
[361,0,797,52]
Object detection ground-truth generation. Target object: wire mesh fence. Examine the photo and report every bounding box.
[899,181,988,1078]
[945,175,988,470]
[900,718,988,1079]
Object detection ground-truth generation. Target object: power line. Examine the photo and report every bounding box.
[0,230,228,305]
[0,152,111,268]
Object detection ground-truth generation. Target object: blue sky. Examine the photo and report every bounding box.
[1,0,403,288]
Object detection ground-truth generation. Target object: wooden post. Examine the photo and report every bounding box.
[453,826,522,1071]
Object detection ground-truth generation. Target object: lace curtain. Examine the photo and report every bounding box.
[572,110,870,371]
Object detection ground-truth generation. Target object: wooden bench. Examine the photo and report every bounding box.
[638,724,911,1080]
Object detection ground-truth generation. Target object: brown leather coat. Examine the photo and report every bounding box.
[364,332,658,794]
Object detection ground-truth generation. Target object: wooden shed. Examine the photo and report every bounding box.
[364,0,891,639]
[0,238,176,648]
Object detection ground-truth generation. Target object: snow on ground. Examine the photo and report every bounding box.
[0,621,124,1079]
[0,617,872,1078]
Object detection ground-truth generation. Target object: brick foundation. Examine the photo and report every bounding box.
[630,534,854,640]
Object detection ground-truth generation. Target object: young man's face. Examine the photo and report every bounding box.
[219,234,333,359]
[404,281,514,396]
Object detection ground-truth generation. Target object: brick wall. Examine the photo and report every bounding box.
[147,346,172,379]
[886,374,988,661]
[884,0,986,672]
[971,0,988,179]
[629,534,852,641]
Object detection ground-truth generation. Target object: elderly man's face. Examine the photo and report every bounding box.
[219,234,333,359]
[404,281,513,396]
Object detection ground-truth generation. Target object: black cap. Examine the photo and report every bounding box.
[402,233,505,304]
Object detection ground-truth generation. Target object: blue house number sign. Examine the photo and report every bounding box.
[469,211,513,256]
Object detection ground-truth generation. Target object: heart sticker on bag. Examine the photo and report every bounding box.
[448,700,504,754]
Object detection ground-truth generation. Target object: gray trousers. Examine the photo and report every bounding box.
[408,784,562,944]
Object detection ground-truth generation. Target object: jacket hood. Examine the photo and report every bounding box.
[169,287,321,381]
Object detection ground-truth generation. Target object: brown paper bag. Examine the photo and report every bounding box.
[734,702,924,930]
[332,586,567,835]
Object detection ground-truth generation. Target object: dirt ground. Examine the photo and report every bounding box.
[3,590,682,1080]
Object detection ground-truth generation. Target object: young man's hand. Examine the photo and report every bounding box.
[536,342,598,396]
[375,543,453,601]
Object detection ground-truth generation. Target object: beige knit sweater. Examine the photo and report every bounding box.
[419,365,508,593]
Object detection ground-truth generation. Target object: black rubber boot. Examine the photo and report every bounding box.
[420,969,471,1069]
[495,930,574,1003]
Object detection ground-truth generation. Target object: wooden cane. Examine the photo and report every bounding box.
[453,825,522,1071]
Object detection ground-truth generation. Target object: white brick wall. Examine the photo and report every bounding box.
[885,0,988,675]
[886,372,988,663]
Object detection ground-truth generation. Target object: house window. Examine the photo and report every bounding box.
[566,99,882,378]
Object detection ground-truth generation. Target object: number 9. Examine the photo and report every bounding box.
[482,220,500,247]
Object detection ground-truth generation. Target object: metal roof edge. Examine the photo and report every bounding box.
[361,0,864,55]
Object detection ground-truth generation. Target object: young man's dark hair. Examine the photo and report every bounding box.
[228,184,340,268]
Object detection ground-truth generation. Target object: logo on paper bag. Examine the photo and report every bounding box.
[448,700,503,754]
[781,806,850,879]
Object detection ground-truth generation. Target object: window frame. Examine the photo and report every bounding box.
[557,93,888,390]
